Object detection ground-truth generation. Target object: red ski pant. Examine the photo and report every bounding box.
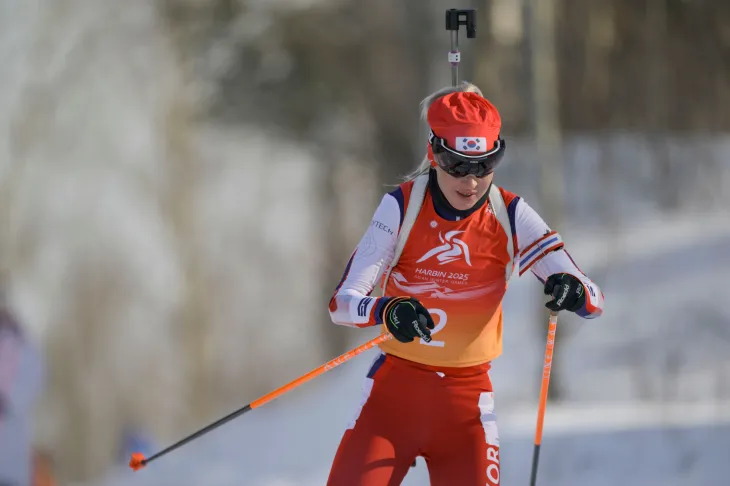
[326,353,500,486]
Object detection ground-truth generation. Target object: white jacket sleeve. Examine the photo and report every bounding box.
[513,198,604,319]
[328,192,401,327]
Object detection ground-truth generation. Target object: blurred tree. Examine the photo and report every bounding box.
[160,57,212,425]
[557,0,730,132]
[162,0,442,359]
[526,0,567,401]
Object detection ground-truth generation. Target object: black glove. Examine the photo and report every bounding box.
[544,273,585,312]
[381,297,435,343]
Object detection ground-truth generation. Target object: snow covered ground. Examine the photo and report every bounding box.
[95,358,730,486]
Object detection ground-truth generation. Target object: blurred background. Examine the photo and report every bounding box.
[1,0,729,485]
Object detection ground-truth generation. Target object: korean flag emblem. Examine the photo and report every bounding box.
[460,137,487,151]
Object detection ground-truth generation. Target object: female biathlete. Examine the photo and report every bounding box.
[326,83,604,486]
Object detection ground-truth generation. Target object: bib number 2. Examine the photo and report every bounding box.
[420,308,447,347]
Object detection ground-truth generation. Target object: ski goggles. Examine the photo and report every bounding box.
[429,130,506,178]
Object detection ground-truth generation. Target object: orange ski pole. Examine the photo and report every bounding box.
[529,311,559,486]
[129,332,393,472]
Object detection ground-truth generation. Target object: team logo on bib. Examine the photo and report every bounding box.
[417,230,472,266]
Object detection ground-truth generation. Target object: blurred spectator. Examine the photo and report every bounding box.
[0,278,46,486]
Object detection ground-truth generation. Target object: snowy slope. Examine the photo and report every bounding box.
[93,213,730,486]
[95,355,730,486]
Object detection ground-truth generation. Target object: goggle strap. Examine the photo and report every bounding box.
[428,130,502,160]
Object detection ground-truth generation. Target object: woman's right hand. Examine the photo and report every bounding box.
[381,297,435,343]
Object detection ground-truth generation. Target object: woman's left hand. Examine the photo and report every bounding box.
[543,273,586,313]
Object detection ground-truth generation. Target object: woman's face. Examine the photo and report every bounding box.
[434,166,494,211]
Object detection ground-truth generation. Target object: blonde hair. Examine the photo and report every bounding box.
[403,81,485,181]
